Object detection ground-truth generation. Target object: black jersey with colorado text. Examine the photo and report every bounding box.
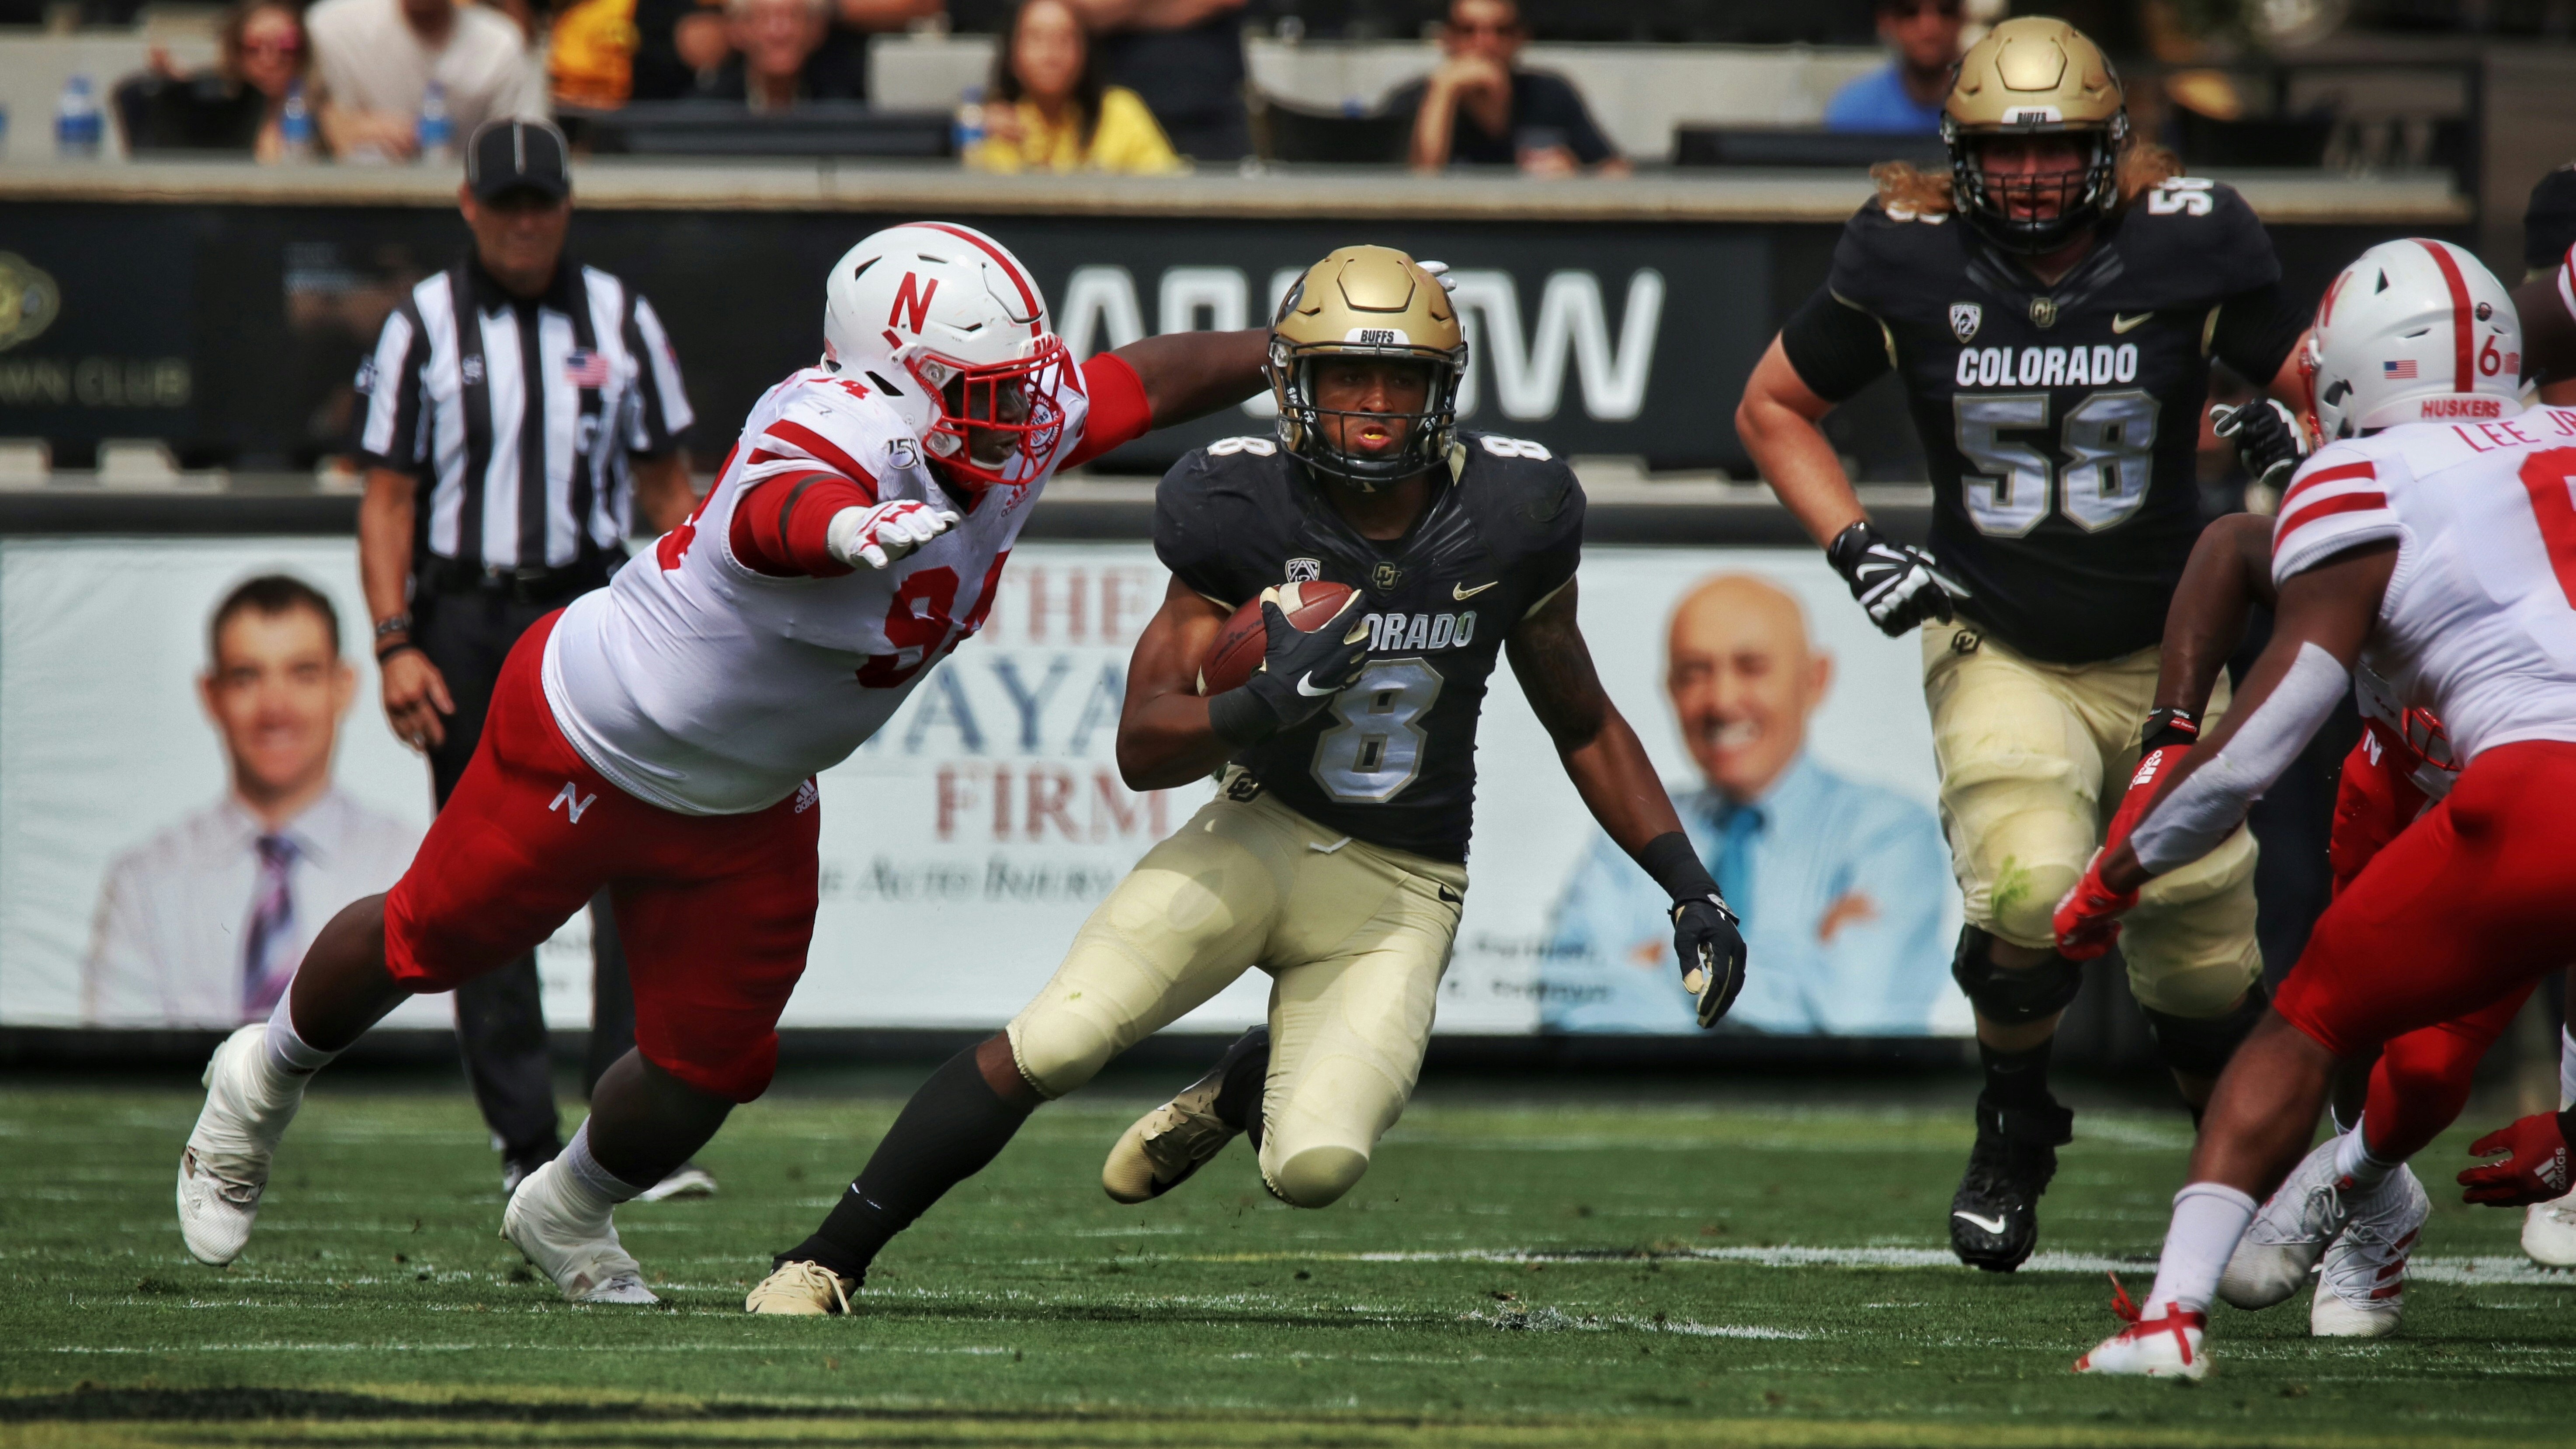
[1155,431,1585,863]
[1785,179,2305,663]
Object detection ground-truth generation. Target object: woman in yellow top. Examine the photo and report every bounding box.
[964,0,1183,175]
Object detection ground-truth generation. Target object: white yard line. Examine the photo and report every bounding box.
[1162,1243,2576,1286]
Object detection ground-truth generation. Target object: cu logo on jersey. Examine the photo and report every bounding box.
[1371,562,1405,591]
[1284,557,1322,584]
[1949,304,1981,343]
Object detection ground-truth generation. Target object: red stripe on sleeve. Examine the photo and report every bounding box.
[762,420,880,501]
[2417,239,2476,393]
[2278,459,2376,511]
[1062,353,1154,470]
[2274,492,2390,557]
[730,470,875,577]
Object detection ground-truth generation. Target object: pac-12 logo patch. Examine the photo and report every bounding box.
[1285,557,1322,584]
[1949,303,1981,343]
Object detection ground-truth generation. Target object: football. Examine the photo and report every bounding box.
[1196,580,1360,696]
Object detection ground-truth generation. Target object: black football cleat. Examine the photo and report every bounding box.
[1949,1094,2074,1272]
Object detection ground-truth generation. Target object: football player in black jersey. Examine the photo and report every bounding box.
[744,245,1747,1314]
[1735,16,2313,1274]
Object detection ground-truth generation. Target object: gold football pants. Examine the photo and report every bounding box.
[1005,776,1466,1207]
[1922,621,2262,1019]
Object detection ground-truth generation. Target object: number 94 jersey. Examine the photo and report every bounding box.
[1156,432,1584,863]
[1801,178,2304,662]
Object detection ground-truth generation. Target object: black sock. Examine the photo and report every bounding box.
[1978,1036,2056,1110]
[778,1045,1034,1283]
[1210,1030,1271,1151]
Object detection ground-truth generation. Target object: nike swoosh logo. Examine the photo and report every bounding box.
[1453,581,1499,600]
[1294,676,1339,698]
[2111,312,2153,334]
[1953,1210,2010,1236]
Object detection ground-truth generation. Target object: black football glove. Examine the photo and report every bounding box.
[1206,591,1375,746]
[1827,520,1958,637]
[2211,398,2308,495]
[1673,892,1747,1030]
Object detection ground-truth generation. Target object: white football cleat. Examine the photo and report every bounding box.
[635,1161,718,1202]
[176,1024,305,1266]
[500,1160,659,1304]
[745,1259,856,1315]
[2218,1136,2353,1310]
[2523,1189,2576,1268]
[2075,1295,2209,1381]
[2312,1166,2427,1338]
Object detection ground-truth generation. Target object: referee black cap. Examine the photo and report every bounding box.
[467,119,572,203]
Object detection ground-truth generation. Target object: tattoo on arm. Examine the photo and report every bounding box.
[1507,584,1609,752]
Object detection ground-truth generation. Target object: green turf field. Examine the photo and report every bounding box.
[3,1073,2572,1447]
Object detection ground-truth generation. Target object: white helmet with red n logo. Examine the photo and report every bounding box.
[2305,238,2522,443]
[821,222,1068,488]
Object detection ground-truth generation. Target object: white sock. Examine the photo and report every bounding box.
[2144,1182,2259,1317]
[2333,1123,2400,1191]
[2559,1027,2576,1112]
[255,995,335,1105]
[554,1121,646,1226]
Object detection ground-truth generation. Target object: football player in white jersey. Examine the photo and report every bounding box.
[171,222,1278,1301]
[2058,238,2576,1378]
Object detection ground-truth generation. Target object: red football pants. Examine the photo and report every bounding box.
[383,611,821,1102]
[2321,726,2538,1161]
[2278,742,2576,1088]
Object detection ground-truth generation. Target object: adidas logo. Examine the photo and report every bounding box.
[794,779,819,814]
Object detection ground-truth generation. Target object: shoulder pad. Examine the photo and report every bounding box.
[2124,177,2278,295]
[1458,432,1584,520]
[1829,198,1960,315]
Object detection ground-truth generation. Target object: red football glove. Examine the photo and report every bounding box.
[2104,740,2191,850]
[2460,1111,2576,1206]
[2053,852,2137,962]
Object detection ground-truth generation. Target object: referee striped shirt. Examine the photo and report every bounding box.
[354,256,693,571]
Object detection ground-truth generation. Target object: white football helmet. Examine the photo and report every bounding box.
[821,222,1069,489]
[2304,238,2522,443]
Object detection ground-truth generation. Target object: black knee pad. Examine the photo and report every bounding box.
[2143,984,2270,1080]
[1951,926,2085,1026]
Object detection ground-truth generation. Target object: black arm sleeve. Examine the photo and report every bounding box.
[1778,286,1892,405]
[2209,280,2309,392]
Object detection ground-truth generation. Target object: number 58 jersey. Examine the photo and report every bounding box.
[1156,433,1585,864]
[1790,178,2308,663]
[2275,406,2576,765]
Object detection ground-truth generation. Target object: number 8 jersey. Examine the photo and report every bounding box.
[542,357,1097,816]
[1781,177,2308,662]
[1157,432,1585,863]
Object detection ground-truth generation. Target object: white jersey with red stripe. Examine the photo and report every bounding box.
[2272,403,2576,766]
[540,357,1091,815]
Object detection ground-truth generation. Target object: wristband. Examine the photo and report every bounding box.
[1205,687,1278,748]
[2140,706,2200,754]
[1638,830,1722,905]
[373,612,412,642]
[375,640,424,667]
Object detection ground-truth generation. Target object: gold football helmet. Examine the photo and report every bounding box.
[1267,246,1468,490]
[1941,17,2130,254]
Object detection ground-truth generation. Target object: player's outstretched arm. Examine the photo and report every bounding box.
[1104,329,1272,431]
[2091,541,2394,897]
[1507,581,1746,1027]
[2152,513,2278,723]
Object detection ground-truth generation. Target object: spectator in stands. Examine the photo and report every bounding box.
[308,0,549,161]
[122,0,309,159]
[966,0,1180,174]
[688,0,864,108]
[1390,0,1624,177]
[632,0,929,102]
[1067,0,1248,163]
[1823,0,1963,135]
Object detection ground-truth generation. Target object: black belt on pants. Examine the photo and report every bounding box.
[417,552,616,607]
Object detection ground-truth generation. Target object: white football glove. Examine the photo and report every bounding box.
[1417,260,1459,294]
[826,499,961,571]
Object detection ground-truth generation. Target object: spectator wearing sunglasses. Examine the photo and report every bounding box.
[1391,0,1623,177]
[123,0,311,158]
[1823,0,1965,135]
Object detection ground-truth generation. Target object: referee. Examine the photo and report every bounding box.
[352,118,705,1199]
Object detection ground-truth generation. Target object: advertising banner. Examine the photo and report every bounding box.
[0,535,1967,1037]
